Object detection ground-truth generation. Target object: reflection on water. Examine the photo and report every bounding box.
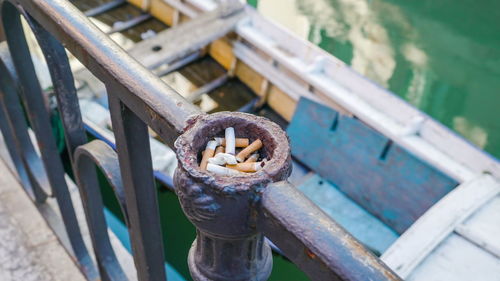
[253,0,500,159]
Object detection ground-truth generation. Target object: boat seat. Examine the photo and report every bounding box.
[287,97,458,234]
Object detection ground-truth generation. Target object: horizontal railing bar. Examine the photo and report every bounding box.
[12,0,201,147]
[258,181,401,281]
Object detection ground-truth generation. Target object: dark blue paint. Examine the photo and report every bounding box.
[287,98,458,233]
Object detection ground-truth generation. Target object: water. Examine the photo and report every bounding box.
[250,0,500,159]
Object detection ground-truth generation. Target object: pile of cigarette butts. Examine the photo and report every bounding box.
[199,127,265,176]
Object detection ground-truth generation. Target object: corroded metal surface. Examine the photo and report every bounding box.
[174,112,291,280]
[74,140,128,281]
[259,181,402,281]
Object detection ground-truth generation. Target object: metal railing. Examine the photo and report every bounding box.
[0,0,400,280]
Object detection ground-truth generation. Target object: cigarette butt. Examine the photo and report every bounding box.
[207,153,237,165]
[236,139,263,162]
[225,127,236,155]
[215,146,224,155]
[215,137,249,147]
[226,162,264,172]
[207,163,242,176]
[244,153,259,163]
[200,140,217,171]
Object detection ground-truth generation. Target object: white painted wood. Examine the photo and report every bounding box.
[407,234,500,281]
[128,4,246,70]
[176,0,216,13]
[381,174,500,278]
[163,0,200,18]
[232,41,319,103]
[455,195,500,259]
[456,223,500,259]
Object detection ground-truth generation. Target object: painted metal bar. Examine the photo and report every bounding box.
[258,181,402,281]
[107,13,152,35]
[0,43,49,202]
[107,90,167,281]
[26,14,88,165]
[0,83,33,191]
[84,0,126,17]
[74,140,129,281]
[1,4,98,279]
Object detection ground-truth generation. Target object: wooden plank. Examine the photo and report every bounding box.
[127,2,246,70]
[287,98,458,233]
[267,85,296,121]
[234,60,265,95]
[208,38,235,70]
[297,174,399,255]
[406,234,500,281]
[381,174,500,278]
[131,0,178,18]
[127,0,143,9]
[455,195,500,258]
[150,0,176,26]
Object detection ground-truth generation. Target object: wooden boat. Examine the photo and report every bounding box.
[27,0,500,280]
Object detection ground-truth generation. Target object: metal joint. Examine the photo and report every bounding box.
[174,112,292,281]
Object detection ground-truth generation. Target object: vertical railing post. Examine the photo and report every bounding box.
[173,112,292,281]
[107,87,167,281]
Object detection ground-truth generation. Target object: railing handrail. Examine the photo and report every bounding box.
[259,181,400,281]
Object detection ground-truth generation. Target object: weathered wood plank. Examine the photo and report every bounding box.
[128,2,246,70]
[381,174,500,278]
[406,234,500,281]
[208,37,235,70]
[150,0,177,26]
[267,85,296,121]
[234,60,265,95]
[297,174,399,255]
[287,98,458,233]
[455,195,500,258]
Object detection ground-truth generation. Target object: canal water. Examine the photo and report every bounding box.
[250,0,500,159]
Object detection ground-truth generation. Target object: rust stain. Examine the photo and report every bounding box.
[305,248,317,259]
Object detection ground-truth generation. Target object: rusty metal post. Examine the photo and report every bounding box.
[174,112,292,281]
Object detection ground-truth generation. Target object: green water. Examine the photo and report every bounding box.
[251,0,500,159]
